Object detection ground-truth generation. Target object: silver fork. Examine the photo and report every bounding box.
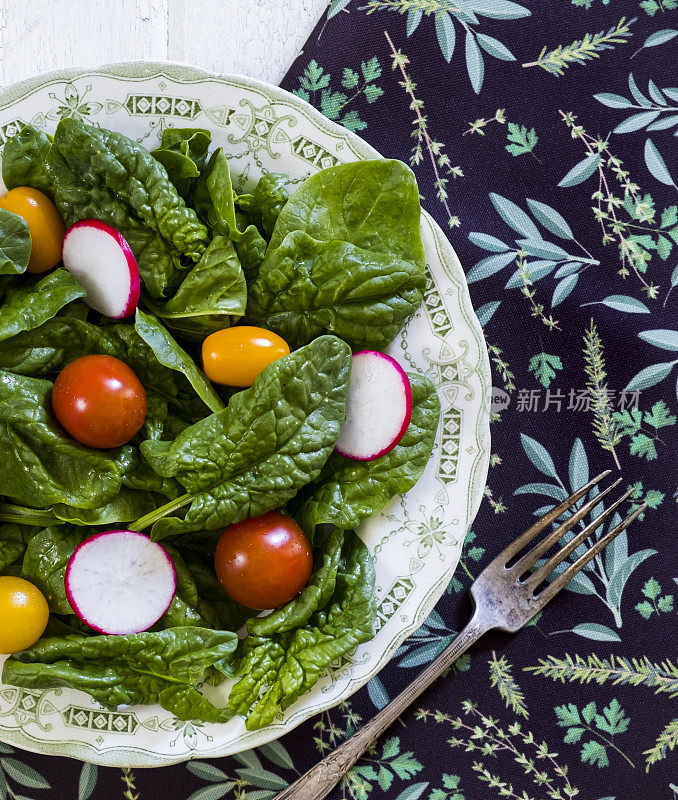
[273,470,646,800]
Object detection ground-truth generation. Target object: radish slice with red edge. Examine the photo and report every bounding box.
[62,220,140,319]
[65,530,176,635]
[334,350,412,461]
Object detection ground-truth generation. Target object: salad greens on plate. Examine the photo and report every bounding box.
[0,118,440,730]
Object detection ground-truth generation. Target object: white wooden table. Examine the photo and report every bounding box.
[0,0,327,89]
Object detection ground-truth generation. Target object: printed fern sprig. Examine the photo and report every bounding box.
[525,653,678,698]
[644,718,678,772]
[417,701,579,800]
[489,653,529,719]
[582,320,622,469]
[386,32,463,228]
[523,17,636,75]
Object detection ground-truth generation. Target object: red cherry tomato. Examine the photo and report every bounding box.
[52,355,147,449]
[214,512,313,610]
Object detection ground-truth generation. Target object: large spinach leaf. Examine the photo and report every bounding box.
[134,309,225,412]
[146,236,247,340]
[0,370,121,509]
[151,128,211,198]
[53,488,157,526]
[246,231,425,350]
[0,209,31,276]
[293,374,440,533]
[2,627,238,722]
[268,159,425,264]
[229,532,375,729]
[247,159,426,349]
[0,269,84,342]
[113,444,182,499]
[136,335,352,539]
[21,525,84,613]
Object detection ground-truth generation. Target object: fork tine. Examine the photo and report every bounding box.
[497,470,611,564]
[511,478,622,576]
[536,503,648,607]
[525,487,634,590]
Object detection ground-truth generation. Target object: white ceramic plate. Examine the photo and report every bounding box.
[0,62,490,767]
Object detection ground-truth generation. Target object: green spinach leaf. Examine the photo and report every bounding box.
[246,231,425,350]
[21,525,84,613]
[237,173,290,239]
[136,335,352,539]
[151,128,211,197]
[156,545,216,629]
[0,524,26,571]
[146,236,247,340]
[0,370,121,509]
[229,532,375,729]
[53,487,157,526]
[0,208,31,276]
[134,309,225,412]
[183,554,253,632]
[2,627,238,722]
[0,269,84,342]
[2,125,54,195]
[293,374,440,533]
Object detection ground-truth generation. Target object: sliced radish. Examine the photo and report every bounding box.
[335,351,412,461]
[65,530,176,635]
[62,220,140,319]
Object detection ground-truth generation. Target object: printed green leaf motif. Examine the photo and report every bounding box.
[435,13,456,62]
[293,374,440,534]
[639,328,678,351]
[0,209,31,276]
[555,699,632,768]
[2,628,238,722]
[0,269,85,342]
[0,370,121,509]
[558,153,601,187]
[625,361,676,391]
[528,352,563,387]
[526,199,574,239]
[505,123,537,157]
[137,336,351,538]
[489,193,541,239]
[644,139,676,187]
[588,294,650,313]
[520,433,558,478]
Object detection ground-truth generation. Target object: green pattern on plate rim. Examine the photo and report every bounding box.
[0,62,490,767]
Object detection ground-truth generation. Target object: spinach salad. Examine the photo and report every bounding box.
[0,119,440,730]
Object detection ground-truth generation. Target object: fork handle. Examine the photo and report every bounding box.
[273,607,491,800]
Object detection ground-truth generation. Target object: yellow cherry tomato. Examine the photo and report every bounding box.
[0,187,66,273]
[202,326,290,387]
[0,576,49,654]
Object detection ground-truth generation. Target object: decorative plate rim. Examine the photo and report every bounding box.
[0,61,491,767]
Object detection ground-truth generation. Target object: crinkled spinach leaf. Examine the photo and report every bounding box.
[145,236,247,340]
[2,627,238,722]
[293,374,440,533]
[247,231,425,350]
[0,269,84,342]
[0,370,121,509]
[21,525,84,613]
[247,528,344,637]
[134,309,225,412]
[0,208,31,276]
[52,487,157,527]
[229,531,376,729]
[2,125,54,195]
[151,127,211,197]
[137,335,352,539]
[156,545,216,630]
[237,173,290,240]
